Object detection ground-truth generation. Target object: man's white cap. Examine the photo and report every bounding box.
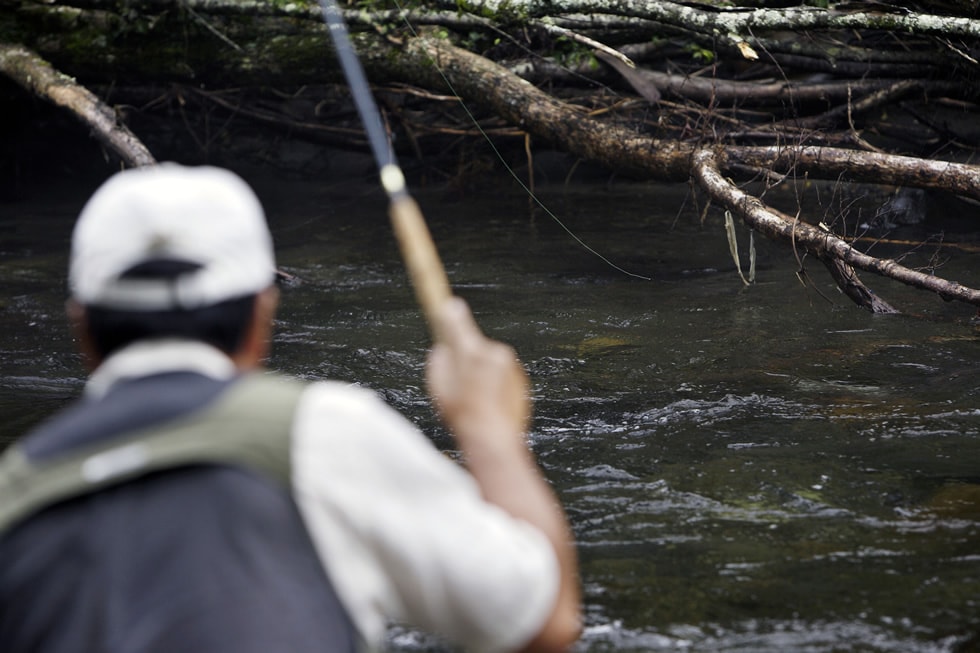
[70,163,276,311]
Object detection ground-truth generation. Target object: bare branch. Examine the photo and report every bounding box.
[692,148,980,309]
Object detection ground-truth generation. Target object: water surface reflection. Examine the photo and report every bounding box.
[1,176,978,651]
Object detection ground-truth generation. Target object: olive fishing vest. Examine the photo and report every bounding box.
[0,372,359,653]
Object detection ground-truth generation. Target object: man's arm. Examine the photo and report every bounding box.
[426,298,582,653]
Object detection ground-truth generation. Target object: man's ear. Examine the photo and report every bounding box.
[232,286,280,371]
[66,299,103,372]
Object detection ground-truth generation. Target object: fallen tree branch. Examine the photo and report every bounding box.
[365,34,980,311]
[722,145,980,202]
[0,43,155,168]
[789,80,923,130]
[692,148,980,309]
[366,35,695,181]
[594,51,940,107]
[438,1,980,42]
[821,256,900,315]
[376,35,980,204]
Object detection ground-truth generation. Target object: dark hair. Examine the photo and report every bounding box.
[82,259,257,358]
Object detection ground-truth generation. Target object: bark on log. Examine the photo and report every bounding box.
[722,146,980,201]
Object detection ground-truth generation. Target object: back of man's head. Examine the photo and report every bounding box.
[69,164,277,358]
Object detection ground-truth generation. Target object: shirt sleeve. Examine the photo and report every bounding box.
[289,381,559,653]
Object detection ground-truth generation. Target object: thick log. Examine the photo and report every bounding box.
[722,146,980,202]
[361,35,695,182]
[436,1,980,41]
[0,43,155,167]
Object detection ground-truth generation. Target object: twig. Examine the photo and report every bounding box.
[537,18,637,69]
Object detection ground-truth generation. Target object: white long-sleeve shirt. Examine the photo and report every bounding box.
[86,340,559,652]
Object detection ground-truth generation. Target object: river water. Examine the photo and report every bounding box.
[1,172,978,651]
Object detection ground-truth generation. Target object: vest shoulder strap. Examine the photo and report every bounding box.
[0,373,308,535]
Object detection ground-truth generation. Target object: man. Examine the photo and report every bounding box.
[0,163,581,652]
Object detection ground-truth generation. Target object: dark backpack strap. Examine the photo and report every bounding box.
[0,373,307,535]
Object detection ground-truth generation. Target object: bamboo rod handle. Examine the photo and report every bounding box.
[388,194,452,340]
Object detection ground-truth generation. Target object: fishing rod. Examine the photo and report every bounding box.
[317,0,452,339]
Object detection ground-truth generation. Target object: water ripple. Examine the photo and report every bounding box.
[629,393,811,428]
[574,617,970,652]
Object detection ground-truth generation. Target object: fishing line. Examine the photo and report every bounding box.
[388,1,652,281]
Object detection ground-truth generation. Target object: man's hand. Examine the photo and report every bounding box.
[426,297,531,455]
[425,297,582,653]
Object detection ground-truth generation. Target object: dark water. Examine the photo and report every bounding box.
[2,174,978,651]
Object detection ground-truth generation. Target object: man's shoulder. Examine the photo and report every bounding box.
[232,371,310,400]
[21,373,237,463]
